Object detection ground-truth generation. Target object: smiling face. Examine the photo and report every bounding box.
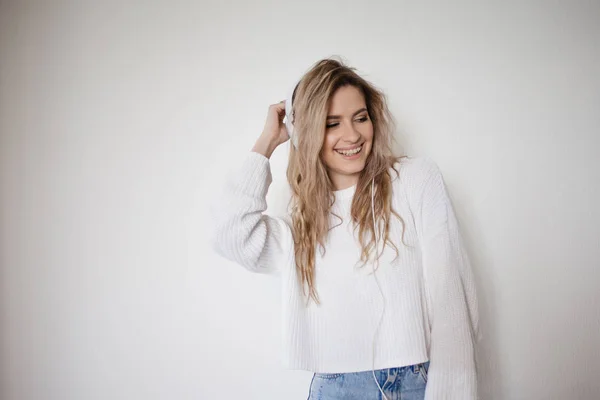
[320,85,374,191]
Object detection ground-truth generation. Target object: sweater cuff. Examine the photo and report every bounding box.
[229,151,273,199]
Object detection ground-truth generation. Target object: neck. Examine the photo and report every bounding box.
[330,172,359,191]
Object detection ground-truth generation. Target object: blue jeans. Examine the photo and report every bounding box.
[307,361,429,400]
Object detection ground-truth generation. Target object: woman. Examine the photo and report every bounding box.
[211,58,479,400]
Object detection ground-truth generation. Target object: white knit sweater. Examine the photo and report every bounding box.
[210,151,480,399]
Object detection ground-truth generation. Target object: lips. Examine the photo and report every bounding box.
[335,142,364,152]
[335,144,363,157]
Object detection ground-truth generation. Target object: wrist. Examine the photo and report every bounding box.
[252,135,279,159]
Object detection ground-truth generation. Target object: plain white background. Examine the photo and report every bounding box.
[1,1,599,399]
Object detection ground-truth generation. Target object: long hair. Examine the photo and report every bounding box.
[286,57,410,306]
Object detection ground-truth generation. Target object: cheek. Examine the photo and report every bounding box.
[324,134,338,152]
[321,134,339,167]
[365,122,374,140]
[363,124,374,154]
[365,125,374,149]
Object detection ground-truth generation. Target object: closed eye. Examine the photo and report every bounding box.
[326,116,369,129]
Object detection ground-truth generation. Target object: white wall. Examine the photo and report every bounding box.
[1,1,599,399]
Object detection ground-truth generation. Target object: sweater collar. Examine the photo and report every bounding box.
[333,183,356,201]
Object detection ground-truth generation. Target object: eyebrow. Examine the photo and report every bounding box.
[326,107,368,120]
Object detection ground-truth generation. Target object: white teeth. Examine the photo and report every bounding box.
[336,145,362,156]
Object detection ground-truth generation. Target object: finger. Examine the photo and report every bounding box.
[273,102,286,116]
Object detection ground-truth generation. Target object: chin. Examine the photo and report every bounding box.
[338,161,366,174]
[328,158,368,178]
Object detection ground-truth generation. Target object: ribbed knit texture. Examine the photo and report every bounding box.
[210,151,480,399]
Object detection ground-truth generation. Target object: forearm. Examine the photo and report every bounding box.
[251,134,280,159]
[210,151,291,274]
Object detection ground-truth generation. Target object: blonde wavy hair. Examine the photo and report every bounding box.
[286,57,410,306]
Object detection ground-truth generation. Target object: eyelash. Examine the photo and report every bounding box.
[326,116,369,129]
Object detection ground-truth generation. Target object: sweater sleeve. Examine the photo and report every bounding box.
[412,158,480,400]
[209,151,294,275]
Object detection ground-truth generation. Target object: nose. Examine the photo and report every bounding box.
[340,121,362,144]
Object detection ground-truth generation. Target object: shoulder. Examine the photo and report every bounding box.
[389,156,448,214]
[390,155,443,190]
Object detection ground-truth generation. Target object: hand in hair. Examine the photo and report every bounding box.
[252,101,290,158]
